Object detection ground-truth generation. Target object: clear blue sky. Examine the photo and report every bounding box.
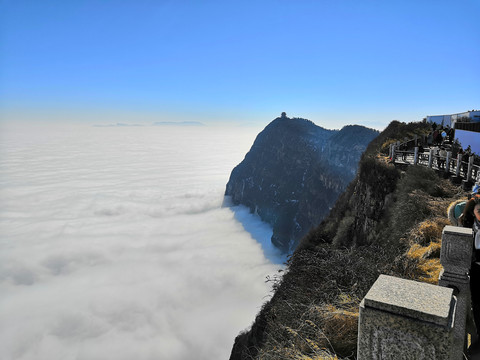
[1,0,479,129]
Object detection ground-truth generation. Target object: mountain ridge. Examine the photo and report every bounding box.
[229,120,464,360]
[225,115,379,252]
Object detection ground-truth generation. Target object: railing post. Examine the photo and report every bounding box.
[414,146,419,165]
[357,226,475,360]
[389,144,393,159]
[392,145,396,163]
[357,275,456,359]
[467,156,474,182]
[456,154,463,177]
[428,148,434,168]
[439,225,474,358]
[445,151,451,174]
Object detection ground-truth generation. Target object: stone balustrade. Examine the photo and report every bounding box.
[389,144,479,187]
[357,226,474,359]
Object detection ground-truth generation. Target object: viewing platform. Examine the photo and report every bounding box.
[389,141,479,188]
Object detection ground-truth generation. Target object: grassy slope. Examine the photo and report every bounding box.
[230,121,468,360]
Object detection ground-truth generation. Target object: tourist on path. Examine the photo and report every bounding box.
[438,147,447,169]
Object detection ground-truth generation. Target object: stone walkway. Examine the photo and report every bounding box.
[393,145,477,183]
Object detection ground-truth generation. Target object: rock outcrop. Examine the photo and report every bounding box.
[225,115,379,253]
[228,120,438,360]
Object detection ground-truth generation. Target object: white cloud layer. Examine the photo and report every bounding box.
[0,123,280,360]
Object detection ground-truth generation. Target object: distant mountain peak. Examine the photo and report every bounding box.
[225,116,379,253]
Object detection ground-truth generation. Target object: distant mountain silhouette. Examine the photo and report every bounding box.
[93,123,144,127]
[153,121,205,126]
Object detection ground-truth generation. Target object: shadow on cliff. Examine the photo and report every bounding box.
[223,196,287,265]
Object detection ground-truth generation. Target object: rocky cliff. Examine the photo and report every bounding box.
[225,115,379,252]
[228,120,458,360]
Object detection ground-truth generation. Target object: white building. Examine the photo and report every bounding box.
[426,110,480,128]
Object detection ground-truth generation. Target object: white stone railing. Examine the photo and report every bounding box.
[389,143,480,184]
[357,226,474,359]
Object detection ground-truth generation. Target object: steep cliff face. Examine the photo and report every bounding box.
[302,120,432,249]
[229,120,438,360]
[225,116,378,252]
[325,125,382,175]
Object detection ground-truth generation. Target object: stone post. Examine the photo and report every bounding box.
[357,275,456,360]
[467,156,474,182]
[438,225,474,358]
[414,146,419,165]
[389,144,393,159]
[428,148,434,168]
[456,154,463,177]
[391,145,396,163]
[446,151,452,174]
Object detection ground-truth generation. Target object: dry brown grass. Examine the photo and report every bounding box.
[398,176,466,284]
[302,294,359,357]
[296,354,339,360]
[304,175,467,356]
[321,305,359,350]
[376,153,393,166]
[257,323,341,360]
[380,139,397,155]
[408,219,448,246]
[241,163,469,360]
[256,293,359,360]
[258,347,339,360]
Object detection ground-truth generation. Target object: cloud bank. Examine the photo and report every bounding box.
[0,124,279,360]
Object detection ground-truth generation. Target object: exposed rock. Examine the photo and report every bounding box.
[228,120,437,360]
[225,115,379,253]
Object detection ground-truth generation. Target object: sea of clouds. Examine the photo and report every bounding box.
[0,123,284,360]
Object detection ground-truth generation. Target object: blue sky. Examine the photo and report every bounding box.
[1,0,479,129]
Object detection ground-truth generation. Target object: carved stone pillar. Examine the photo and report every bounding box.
[467,156,475,182]
[428,148,434,168]
[446,151,452,174]
[357,275,456,359]
[439,225,474,359]
[456,154,463,177]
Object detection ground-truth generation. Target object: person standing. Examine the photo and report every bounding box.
[439,147,447,170]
